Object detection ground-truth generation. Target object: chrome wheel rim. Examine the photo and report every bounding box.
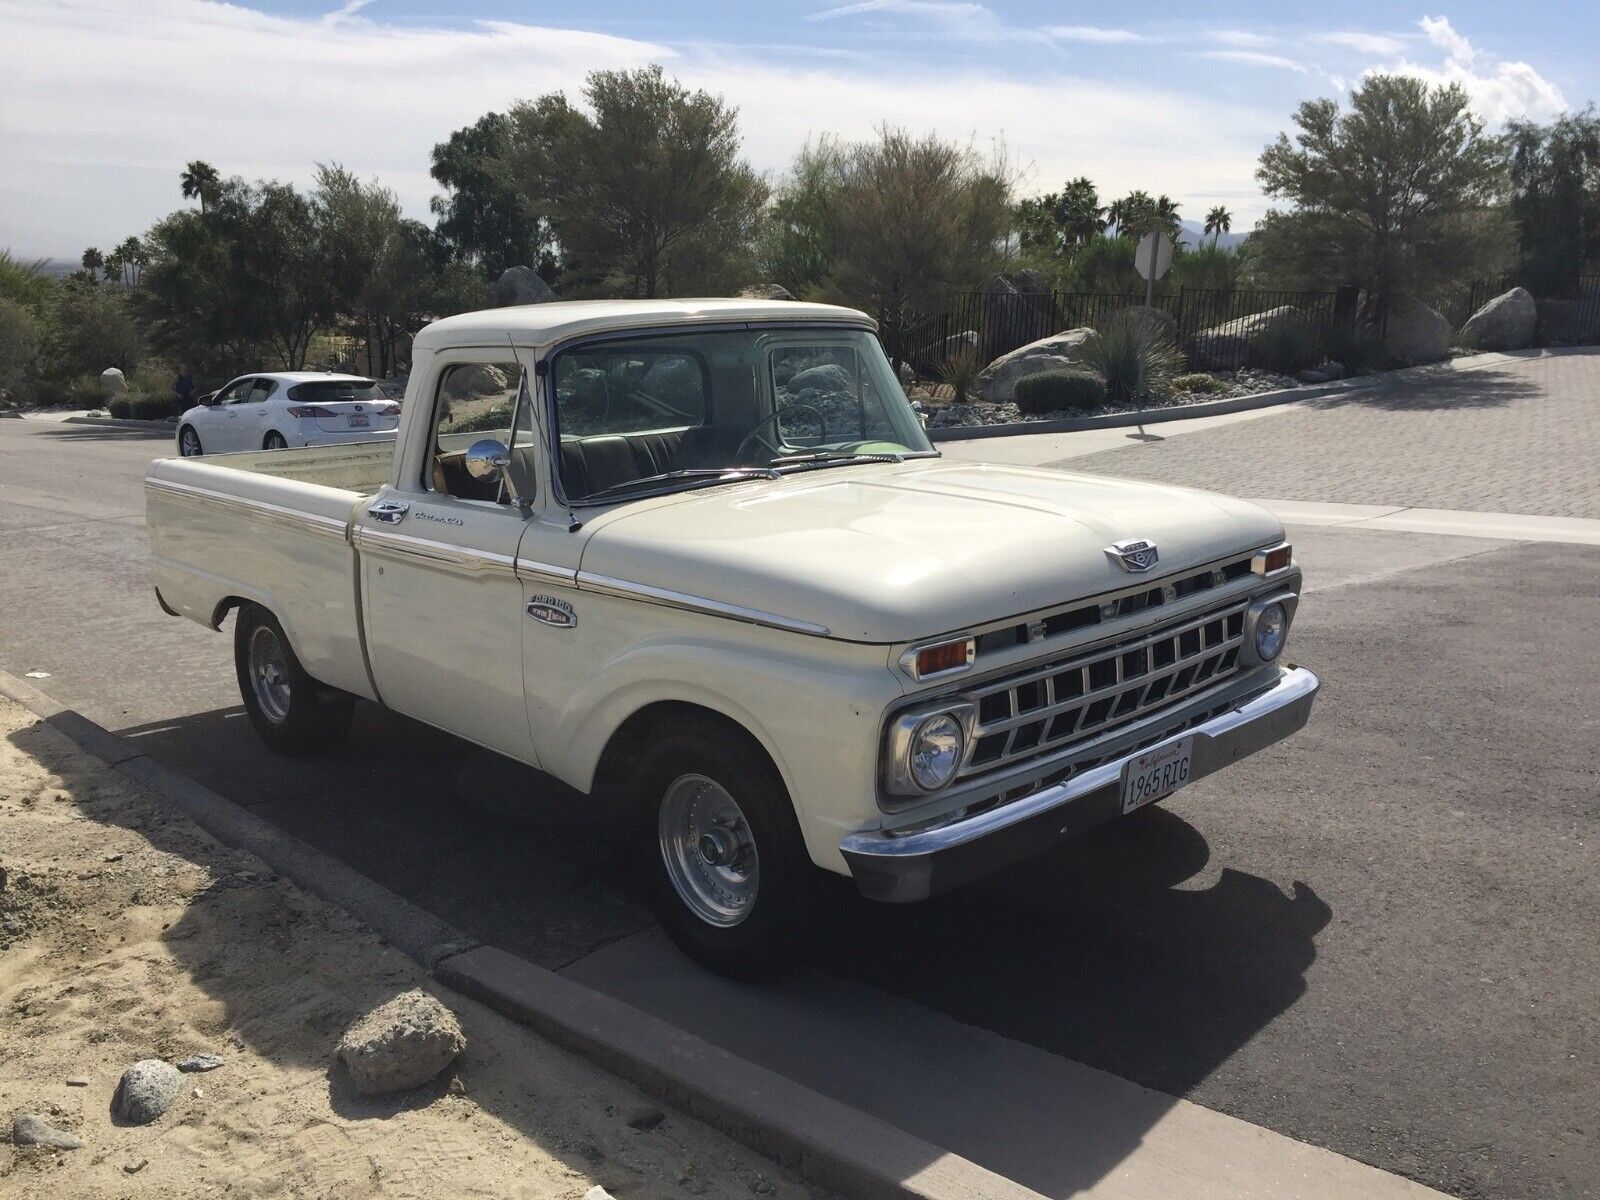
[180,430,200,456]
[248,624,292,724]
[658,773,759,927]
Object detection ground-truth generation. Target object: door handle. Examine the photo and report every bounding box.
[368,500,409,524]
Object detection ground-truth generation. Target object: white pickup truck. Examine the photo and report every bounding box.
[146,298,1318,977]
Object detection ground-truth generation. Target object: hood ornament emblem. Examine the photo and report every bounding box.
[1107,539,1159,572]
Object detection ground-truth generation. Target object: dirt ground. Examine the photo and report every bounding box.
[0,698,826,1200]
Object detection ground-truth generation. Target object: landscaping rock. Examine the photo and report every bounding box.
[979,270,1055,363]
[1383,296,1450,365]
[1110,305,1176,338]
[114,1059,183,1125]
[444,363,508,399]
[490,265,556,306]
[99,367,128,400]
[911,330,977,373]
[785,364,851,394]
[12,1113,84,1150]
[178,1053,223,1073]
[972,328,1097,404]
[1191,306,1308,369]
[336,989,466,1096]
[1460,287,1536,351]
[737,283,794,301]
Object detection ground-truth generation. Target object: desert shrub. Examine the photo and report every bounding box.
[31,374,105,408]
[1014,369,1107,414]
[108,397,131,418]
[1328,322,1386,373]
[0,296,42,400]
[127,394,183,420]
[936,345,982,403]
[1255,318,1322,373]
[1083,313,1184,401]
[1171,372,1227,394]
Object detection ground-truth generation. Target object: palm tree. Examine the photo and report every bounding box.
[1204,205,1233,250]
[180,160,221,212]
[1058,176,1106,248]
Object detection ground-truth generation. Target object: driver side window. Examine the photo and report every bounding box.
[425,359,527,503]
[216,379,254,406]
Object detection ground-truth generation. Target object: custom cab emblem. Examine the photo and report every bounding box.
[1106,538,1159,572]
[526,595,576,628]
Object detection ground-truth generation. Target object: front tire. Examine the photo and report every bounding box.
[263,431,287,450]
[627,718,816,980]
[179,426,202,456]
[233,605,352,756]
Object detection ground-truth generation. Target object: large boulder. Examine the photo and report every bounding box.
[114,1059,182,1125]
[100,367,128,400]
[979,270,1056,363]
[1191,306,1308,369]
[1383,297,1450,365]
[1460,287,1536,351]
[337,989,466,1096]
[490,266,556,307]
[444,363,508,399]
[910,330,977,374]
[972,328,1097,404]
[737,283,794,301]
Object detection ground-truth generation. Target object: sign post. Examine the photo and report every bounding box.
[1133,231,1174,402]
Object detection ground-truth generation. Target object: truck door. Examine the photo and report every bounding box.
[352,352,540,764]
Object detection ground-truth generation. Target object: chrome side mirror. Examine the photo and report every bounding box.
[464,438,511,481]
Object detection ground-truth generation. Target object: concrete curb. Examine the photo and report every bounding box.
[60,414,178,431]
[924,347,1552,443]
[0,666,1041,1200]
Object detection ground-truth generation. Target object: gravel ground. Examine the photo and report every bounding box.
[915,369,1302,429]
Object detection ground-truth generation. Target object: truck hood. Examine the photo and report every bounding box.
[576,461,1284,644]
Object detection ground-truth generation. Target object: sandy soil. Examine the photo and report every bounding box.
[0,698,825,1200]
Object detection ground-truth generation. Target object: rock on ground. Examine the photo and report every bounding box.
[737,283,794,301]
[911,330,977,374]
[336,988,466,1096]
[979,270,1055,363]
[99,368,127,400]
[177,1053,223,1072]
[1460,287,1537,351]
[973,328,1097,404]
[490,265,556,306]
[114,1059,183,1125]
[1383,296,1450,365]
[1191,306,1308,369]
[12,1113,84,1150]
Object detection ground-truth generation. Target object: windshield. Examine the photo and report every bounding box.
[286,380,382,403]
[550,327,934,503]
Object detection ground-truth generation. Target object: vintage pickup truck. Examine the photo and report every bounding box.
[146,298,1318,977]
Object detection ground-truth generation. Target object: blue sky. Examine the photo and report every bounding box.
[2,0,1594,259]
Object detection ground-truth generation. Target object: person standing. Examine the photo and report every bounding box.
[173,365,195,408]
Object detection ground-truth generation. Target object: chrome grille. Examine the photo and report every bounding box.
[962,598,1249,776]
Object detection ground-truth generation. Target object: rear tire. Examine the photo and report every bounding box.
[179,426,202,456]
[233,605,352,756]
[625,717,816,980]
[263,431,287,450]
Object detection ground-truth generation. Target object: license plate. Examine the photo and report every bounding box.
[1121,737,1194,814]
[348,414,369,428]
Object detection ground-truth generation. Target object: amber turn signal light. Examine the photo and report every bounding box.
[1252,543,1292,575]
[913,637,975,679]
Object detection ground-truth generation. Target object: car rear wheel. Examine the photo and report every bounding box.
[263,431,287,450]
[233,605,353,756]
[627,718,816,980]
[179,426,202,456]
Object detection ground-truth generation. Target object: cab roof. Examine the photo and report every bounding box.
[412,298,876,353]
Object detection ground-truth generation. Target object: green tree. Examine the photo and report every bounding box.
[1108,191,1180,240]
[755,137,845,295]
[181,160,222,212]
[0,297,42,400]
[503,66,766,298]
[1204,205,1232,249]
[1015,176,1106,260]
[430,112,558,277]
[52,277,143,375]
[105,236,148,289]
[1256,74,1508,306]
[1506,109,1600,296]
[816,127,1012,349]
[80,246,104,276]
[0,250,55,317]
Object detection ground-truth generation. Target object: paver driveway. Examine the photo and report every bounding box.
[1063,350,1600,517]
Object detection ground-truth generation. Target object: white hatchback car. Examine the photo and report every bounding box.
[175,372,400,457]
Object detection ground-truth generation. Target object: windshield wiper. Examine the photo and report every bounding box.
[769,450,939,470]
[580,467,778,503]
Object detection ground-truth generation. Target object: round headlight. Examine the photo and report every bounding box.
[908,713,965,791]
[1254,601,1287,661]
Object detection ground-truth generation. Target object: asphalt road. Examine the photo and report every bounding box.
[1,413,1596,1199]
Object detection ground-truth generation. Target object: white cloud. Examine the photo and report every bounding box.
[808,1,987,23]
[1202,50,1308,74]
[1048,26,1143,45]
[0,0,1282,256]
[1374,16,1566,124]
[1313,31,1406,57]
[1209,30,1274,49]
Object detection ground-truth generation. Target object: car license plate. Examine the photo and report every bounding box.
[1121,737,1194,814]
[348,414,369,428]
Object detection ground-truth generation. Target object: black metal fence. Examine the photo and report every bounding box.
[886,285,1353,376]
[1440,273,1600,345]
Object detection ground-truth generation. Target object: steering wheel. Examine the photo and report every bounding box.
[734,404,827,464]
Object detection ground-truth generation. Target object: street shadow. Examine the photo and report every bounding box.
[1305,365,1541,413]
[28,424,173,443]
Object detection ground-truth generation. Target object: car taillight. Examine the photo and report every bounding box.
[287,406,322,417]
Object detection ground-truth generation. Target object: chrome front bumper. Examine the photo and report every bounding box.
[840,665,1320,902]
